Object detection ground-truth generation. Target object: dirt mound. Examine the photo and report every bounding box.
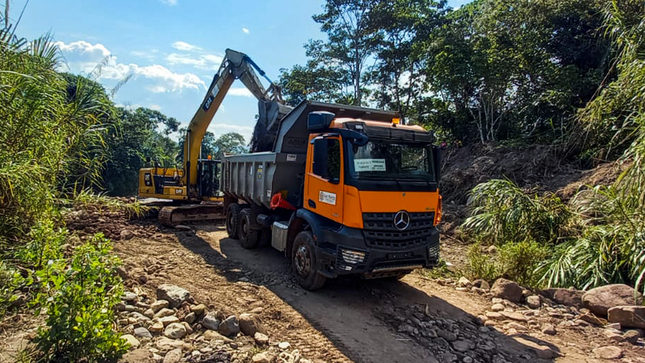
[440,143,623,205]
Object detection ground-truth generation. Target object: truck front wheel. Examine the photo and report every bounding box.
[226,203,241,239]
[292,231,326,290]
[238,208,259,249]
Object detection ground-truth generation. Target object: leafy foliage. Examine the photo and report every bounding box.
[464,241,549,286]
[462,179,572,245]
[34,235,127,363]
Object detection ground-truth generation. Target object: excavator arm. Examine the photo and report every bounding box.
[182,49,290,196]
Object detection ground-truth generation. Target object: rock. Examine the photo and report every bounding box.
[160,316,180,326]
[500,311,528,322]
[473,279,490,290]
[149,322,164,334]
[202,313,220,331]
[485,312,503,320]
[155,308,175,318]
[578,313,604,326]
[156,284,191,308]
[144,309,155,319]
[278,342,291,350]
[456,287,469,292]
[491,278,523,303]
[252,352,272,363]
[526,295,541,309]
[513,337,558,359]
[121,334,140,349]
[156,337,184,352]
[184,312,196,324]
[182,322,193,334]
[153,353,163,362]
[202,330,231,342]
[491,304,505,312]
[624,330,641,344]
[582,284,642,317]
[121,229,134,240]
[607,306,645,329]
[239,313,266,336]
[116,266,129,280]
[190,304,206,315]
[218,316,240,336]
[541,324,556,335]
[487,245,497,254]
[505,322,527,332]
[457,277,472,288]
[122,292,138,302]
[592,346,623,359]
[134,327,152,339]
[163,348,183,363]
[452,340,474,352]
[164,323,187,339]
[151,300,170,313]
[254,332,269,345]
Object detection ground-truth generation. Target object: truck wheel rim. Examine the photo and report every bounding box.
[294,245,311,276]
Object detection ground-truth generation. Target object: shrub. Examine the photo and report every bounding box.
[34,234,127,362]
[462,179,571,245]
[464,241,549,287]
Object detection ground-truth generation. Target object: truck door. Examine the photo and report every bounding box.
[305,136,344,223]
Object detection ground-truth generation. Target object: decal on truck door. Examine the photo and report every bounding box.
[319,191,337,205]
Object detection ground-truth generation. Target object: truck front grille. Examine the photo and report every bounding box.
[362,212,435,250]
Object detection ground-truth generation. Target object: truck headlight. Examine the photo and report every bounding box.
[340,249,366,264]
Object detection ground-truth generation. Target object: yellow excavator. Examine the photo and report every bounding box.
[138,49,291,225]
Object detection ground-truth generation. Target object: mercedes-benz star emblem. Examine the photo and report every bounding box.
[393,210,411,231]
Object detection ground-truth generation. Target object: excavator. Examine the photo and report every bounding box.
[138,49,292,225]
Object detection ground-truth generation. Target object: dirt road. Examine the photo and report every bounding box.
[109,221,615,363]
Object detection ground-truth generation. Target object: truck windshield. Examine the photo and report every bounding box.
[346,140,436,181]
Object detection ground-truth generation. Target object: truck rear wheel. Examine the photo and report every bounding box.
[226,203,241,239]
[292,231,326,290]
[238,208,259,249]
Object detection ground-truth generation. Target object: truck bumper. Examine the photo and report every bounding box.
[314,225,440,279]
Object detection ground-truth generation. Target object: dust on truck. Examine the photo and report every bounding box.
[222,100,442,290]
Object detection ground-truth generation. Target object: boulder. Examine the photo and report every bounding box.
[154,308,175,318]
[473,279,490,290]
[202,312,220,331]
[457,277,472,288]
[592,346,623,359]
[607,306,645,329]
[491,278,523,303]
[121,334,140,349]
[239,313,266,336]
[254,332,269,345]
[582,284,642,317]
[159,316,180,326]
[163,348,183,363]
[540,288,584,307]
[156,284,190,308]
[526,295,541,309]
[624,330,641,344]
[134,327,152,339]
[218,315,240,336]
[164,322,187,339]
[151,300,170,313]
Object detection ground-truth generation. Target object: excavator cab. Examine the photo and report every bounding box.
[197,159,220,198]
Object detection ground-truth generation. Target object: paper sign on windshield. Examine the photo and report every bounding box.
[354,159,386,172]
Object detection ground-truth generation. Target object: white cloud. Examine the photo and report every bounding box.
[160,0,178,5]
[149,104,162,111]
[208,123,253,143]
[166,53,223,70]
[172,41,201,52]
[56,40,205,93]
[242,27,250,34]
[55,40,110,58]
[228,88,254,97]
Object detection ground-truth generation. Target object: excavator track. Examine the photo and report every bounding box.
[158,203,225,227]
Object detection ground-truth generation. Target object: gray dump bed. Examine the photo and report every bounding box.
[221,100,399,208]
[221,152,306,208]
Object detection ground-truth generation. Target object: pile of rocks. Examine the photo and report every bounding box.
[116,284,311,363]
[439,277,645,361]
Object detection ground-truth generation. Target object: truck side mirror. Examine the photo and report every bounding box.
[312,138,329,178]
[433,146,441,182]
[308,111,335,131]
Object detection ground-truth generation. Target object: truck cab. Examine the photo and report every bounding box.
[221,101,441,290]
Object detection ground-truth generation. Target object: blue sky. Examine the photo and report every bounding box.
[13,0,470,143]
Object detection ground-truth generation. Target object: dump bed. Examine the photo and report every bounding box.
[221,152,306,209]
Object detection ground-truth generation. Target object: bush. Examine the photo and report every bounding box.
[462,179,572,245]
[464,241,549,287]
[34,234,127,362]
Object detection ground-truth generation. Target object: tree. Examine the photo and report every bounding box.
[212,132,247,160]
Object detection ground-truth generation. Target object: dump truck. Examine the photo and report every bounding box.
[221,100,442,290]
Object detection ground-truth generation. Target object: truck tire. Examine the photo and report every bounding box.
[238,208,259,249]
[226,203,241,239]
[292,231,326,291]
